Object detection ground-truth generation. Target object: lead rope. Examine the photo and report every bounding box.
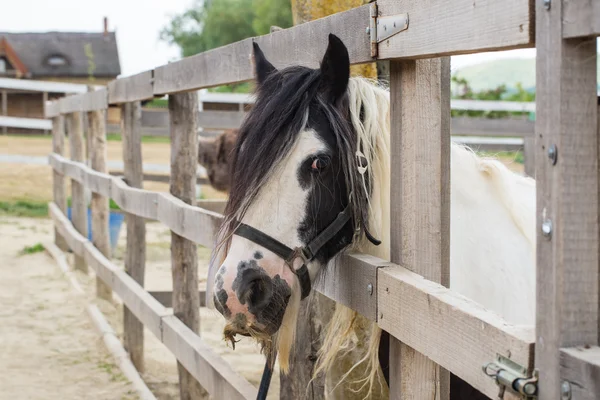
[257,350,277,400]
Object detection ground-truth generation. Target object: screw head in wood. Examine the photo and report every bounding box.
[367,283,373,295]
[544,0,551,10]
[541,219,553,238]
[561,381,571,400]
[548,144,557,165]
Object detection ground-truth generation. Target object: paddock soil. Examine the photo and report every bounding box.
[0,216,138,400]
[0,215,279,400]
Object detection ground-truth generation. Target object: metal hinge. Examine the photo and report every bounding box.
[482,355,538,399]
[368,3,409,58]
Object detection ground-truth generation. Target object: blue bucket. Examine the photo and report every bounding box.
[67,207,124,254]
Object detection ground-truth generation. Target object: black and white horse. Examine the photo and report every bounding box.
[207,34,536,398]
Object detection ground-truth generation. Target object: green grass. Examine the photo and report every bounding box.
[106,133,170,143]
[0,200,49,218]
[20,243,45,255]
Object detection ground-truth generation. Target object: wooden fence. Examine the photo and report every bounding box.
[44,1,600,399]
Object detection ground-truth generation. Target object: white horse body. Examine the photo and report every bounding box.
[448,144,536,326]
[319,78,536,398]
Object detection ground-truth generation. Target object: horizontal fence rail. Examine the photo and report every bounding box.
[48,151,534,399]
[49,201,258,400]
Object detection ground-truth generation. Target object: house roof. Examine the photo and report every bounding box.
[0,32,121,78]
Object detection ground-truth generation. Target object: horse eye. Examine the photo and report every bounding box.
[311,157,329,171]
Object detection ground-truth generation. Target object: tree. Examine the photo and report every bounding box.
[160,0,292,57]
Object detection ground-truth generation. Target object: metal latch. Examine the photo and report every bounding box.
[482,355,538,398]
[368,3,409,57]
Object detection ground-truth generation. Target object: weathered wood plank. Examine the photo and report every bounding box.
[378,265,534,400]
[67,111,88,273]
[523,136,535,178]
[49,201,256,399]
[560,346,600,400]
[562,0,600,39]
[142,110,246,130]
[535,0,600,398]
[149,291,207,308]
[451,117,533,137]
[377,0,534,60]
[386,58,451,400]
[161,315,257,400]
[89,108,112,300]
[45,100,61,118]
[122,101,147,372]
[60,89,108,114]
[108,71,154,104]
[111,178,158,220]
[313,252,379,321]
[153,5,371,94]
[169,92,204,399]
[52,116,68,251]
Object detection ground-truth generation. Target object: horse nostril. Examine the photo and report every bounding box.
[238,272,273,311]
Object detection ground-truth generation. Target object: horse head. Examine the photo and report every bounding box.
[207,34,388,370]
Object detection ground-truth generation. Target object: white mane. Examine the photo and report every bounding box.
[315,77,536,399]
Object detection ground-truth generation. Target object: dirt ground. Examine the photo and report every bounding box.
[0,216,138,400]
[0,214,278,400]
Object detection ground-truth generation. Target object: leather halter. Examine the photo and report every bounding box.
[234,204,352,300]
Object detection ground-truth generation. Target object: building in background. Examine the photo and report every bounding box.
[0,18,120,130]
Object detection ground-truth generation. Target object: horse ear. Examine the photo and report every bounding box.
[252,42,277,86]
[320,33,350,104]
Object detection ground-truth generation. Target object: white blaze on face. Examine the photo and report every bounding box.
[214,129,328,329]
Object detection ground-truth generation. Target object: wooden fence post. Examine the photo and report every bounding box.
[535,0,599,398]
[52,114,68,251]
[122,101,146,371]
[169,92,205,400]
[523,136,536,178]
[1,90,7,134]
[387,58,451,400]
[68,111,88,273]
[89,108,112,301]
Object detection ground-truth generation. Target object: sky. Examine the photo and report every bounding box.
[1,0,537,77]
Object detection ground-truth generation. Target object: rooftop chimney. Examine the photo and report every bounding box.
[103,17,108,37]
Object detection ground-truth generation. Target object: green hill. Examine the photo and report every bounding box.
[451,58,600,92]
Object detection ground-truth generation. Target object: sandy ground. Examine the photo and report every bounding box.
[0,216,138,400]
[0,215,279,400]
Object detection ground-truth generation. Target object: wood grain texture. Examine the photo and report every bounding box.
[378,265,533,400]
[141,110,246,130]
[560,346,600,400]
[45,100,61,118]
[161,315,257,400]
[149,291,207,308]
[523,136,536,178]
[313,252,379,321]
[60,89,108,114]
[168,92,204,399]
[108,71,154,104]
[89,108,112,300]
[562,0,600,39]
[121,101,147,372]
[377,0,534,60]
[67,112,88,273]
[52,116,68,251]
[153,5,371,94]
[49,201,256,399]
[535,0,600,398]
[451,117,533,137]
[387,58,451,400]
